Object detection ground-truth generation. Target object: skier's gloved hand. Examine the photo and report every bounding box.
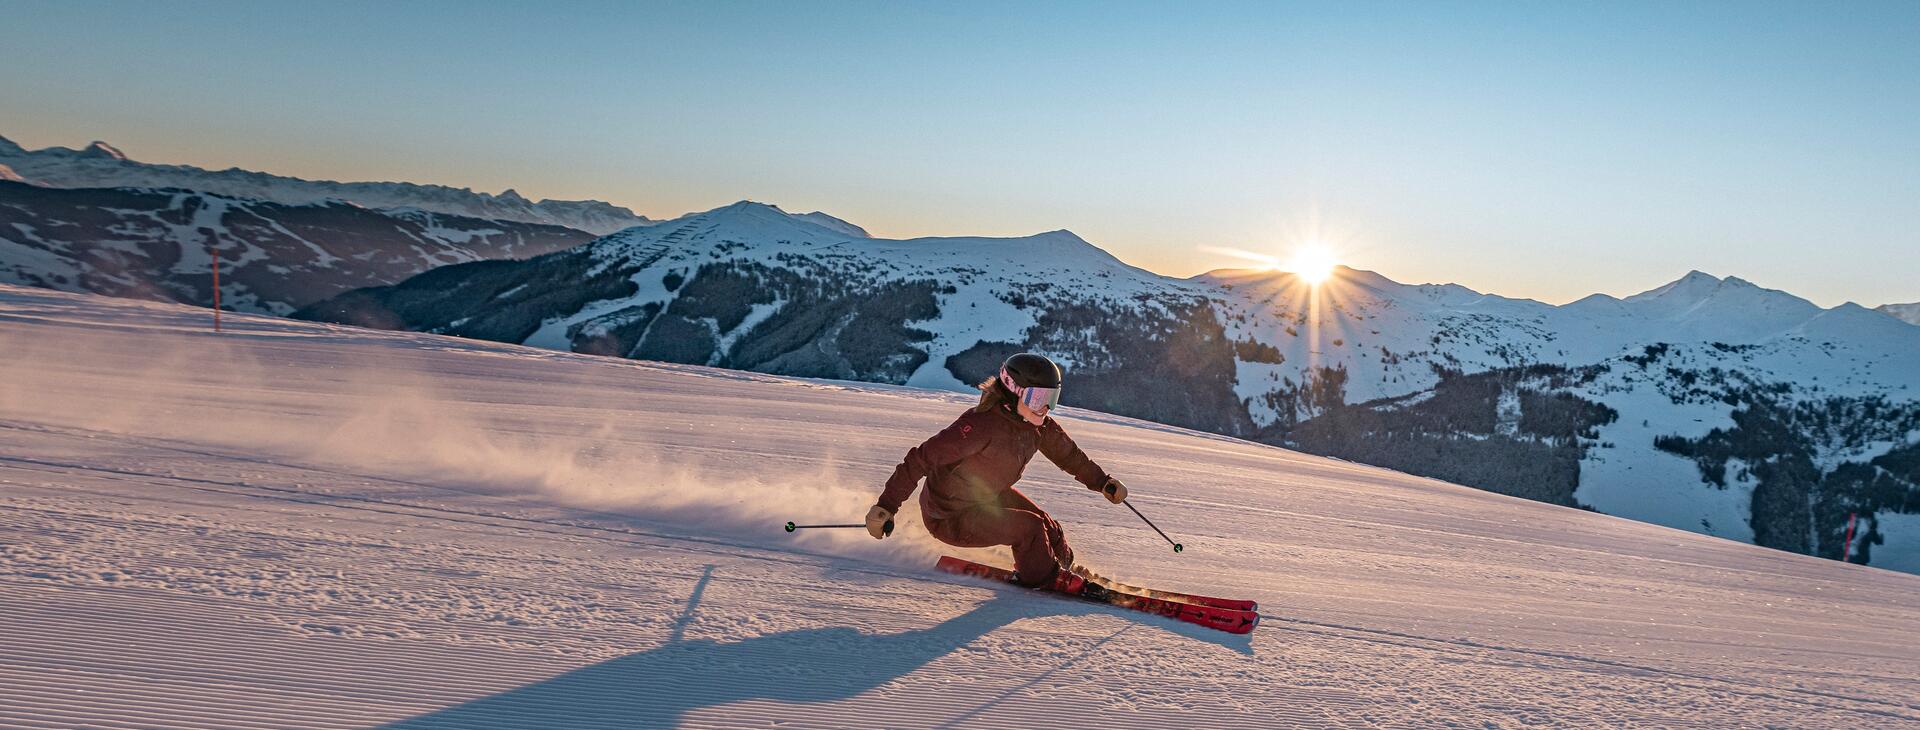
[865,505,894,539]
[1101,477,1128,504]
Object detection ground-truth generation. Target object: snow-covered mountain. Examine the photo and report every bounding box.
[1204,271,1920,571]
[0,134,652,235]
[1880,302,1920,326]
[295,200,1920,573]
[298,200,1245,429]
[0,181,593,315]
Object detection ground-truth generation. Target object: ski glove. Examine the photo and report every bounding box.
[865,505,895,539]
[1101,477,1128,504]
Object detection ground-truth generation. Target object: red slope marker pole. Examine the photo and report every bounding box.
[1841,512,1858,563]
[210,240,221,333]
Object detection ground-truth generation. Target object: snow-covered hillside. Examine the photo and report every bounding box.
[1882,302,1920,327]
[3,285,1917,728]
[0,134,652,235]
[0,181,594,314]
[308,200,1920,427]
[299,200,1226,422]
[294,200,1920,572]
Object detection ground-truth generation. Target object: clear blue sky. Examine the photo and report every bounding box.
[3,0,1916,306]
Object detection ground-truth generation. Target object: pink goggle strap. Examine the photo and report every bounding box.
[999,368,1022,395]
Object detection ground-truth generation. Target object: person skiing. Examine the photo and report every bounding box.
[865,352,1127,590]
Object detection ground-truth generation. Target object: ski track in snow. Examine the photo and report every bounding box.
[1,285,1917,729]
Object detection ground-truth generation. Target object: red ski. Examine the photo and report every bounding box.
[935,556,1259,635]
[935,556,1256,612]
[1074,567,1258,613]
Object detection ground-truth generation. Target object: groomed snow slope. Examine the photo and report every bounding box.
[3,285,1917,729]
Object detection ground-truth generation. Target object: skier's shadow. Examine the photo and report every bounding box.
[382,566,1251,728]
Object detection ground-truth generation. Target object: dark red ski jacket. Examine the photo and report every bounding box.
[878,405,1110,521]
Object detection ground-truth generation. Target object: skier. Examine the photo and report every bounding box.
[865,352,1127,590]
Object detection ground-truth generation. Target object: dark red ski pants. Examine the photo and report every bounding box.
[924,487,1072,587]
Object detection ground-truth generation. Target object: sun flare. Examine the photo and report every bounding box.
[1288,245,1340,285]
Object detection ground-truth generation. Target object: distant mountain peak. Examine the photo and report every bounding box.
[698,200,792,221]
[79,141,127,161]
[0,134,23,156]
[1793,300,1920,341]
[1623,270,1806,309]
[682,201,882,241]
[1569,292,1623,306]
[793,211,870,238]
[1190,264,1496,308]
[1627,270,1723,302]
[1879,302,1920,326]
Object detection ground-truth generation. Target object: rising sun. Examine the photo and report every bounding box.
[1287,245,1340,285]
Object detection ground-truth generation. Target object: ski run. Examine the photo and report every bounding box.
[3,284,1918,728]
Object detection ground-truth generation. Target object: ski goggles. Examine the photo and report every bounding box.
[1000,369,1063,413]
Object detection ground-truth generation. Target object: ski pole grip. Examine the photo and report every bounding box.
[883,519,895,537]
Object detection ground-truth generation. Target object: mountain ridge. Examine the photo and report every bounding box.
[0,133,653,235]
[0,180,593,314]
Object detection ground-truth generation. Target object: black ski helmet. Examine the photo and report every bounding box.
[1000,352,1063,389]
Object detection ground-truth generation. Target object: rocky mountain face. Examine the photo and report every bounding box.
[0,181,594,315]
[0,134,652,235]
[288,200,1920,573]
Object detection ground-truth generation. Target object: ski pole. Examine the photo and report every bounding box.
[1122,500,1183,553]
[785,520,893,537]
